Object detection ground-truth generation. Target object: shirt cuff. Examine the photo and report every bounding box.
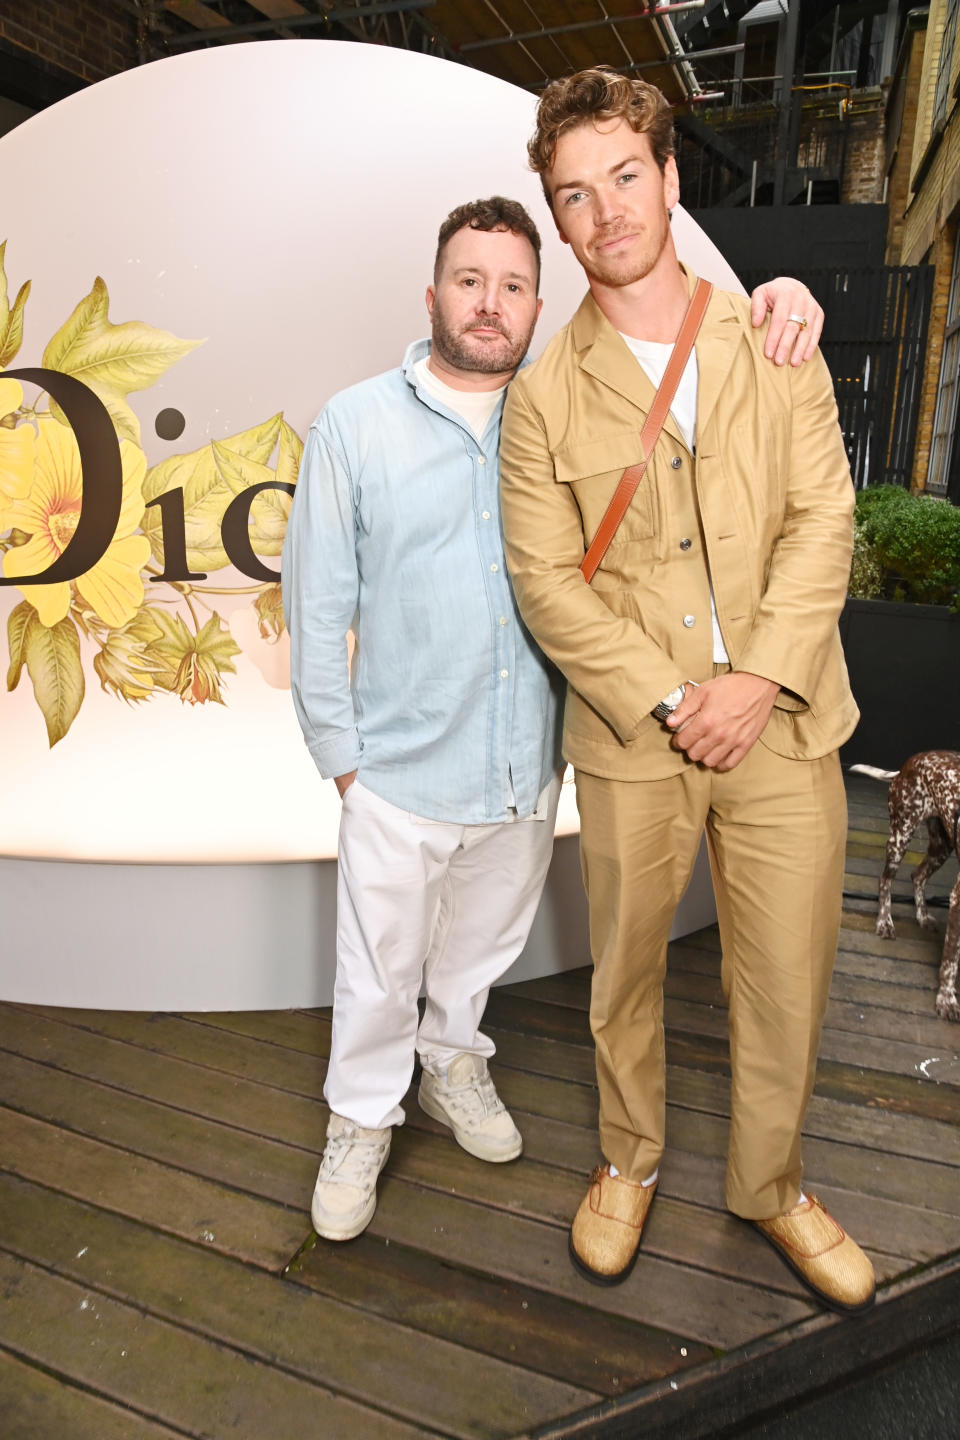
[308,727,362,780]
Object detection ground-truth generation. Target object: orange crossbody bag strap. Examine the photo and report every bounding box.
[579,277,713,585]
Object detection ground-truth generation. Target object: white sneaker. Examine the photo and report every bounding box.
[418,1053,522,1162]
[310,1113,391,1241]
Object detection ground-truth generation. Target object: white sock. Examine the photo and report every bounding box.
[607,1163,658,1186]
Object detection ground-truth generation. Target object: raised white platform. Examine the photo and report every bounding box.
[0,836,716,1011]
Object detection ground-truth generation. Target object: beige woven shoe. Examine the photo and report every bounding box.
[753,1194,876,1314]
[569,1164,657,1286]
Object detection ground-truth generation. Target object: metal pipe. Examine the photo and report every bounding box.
[623,42,744,73]
[458,4,704,53]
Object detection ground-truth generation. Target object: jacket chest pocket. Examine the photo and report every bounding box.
[554,434,654,546]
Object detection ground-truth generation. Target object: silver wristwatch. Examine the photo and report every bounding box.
[652,684,687,721]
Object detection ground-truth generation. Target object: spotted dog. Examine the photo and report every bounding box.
[851,753,960,1022]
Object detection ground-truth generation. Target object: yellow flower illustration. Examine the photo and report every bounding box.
[0,377,34,531]
[3,415,152,628]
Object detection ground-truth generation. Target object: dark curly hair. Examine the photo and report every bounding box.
[434,197,542,291]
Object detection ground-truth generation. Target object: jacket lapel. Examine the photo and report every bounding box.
[693,284,744,452]
[572,292,687,454]
[570,275,746,459]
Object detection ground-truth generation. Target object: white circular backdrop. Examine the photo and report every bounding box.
[0,40,741,865]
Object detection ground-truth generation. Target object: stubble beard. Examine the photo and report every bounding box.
[584,207,670,290]
[431,304,534,376]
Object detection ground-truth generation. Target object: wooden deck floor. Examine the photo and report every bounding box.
[1,773,959,1439]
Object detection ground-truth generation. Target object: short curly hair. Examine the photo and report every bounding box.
[434,197,542,290]
[528,67,675,207]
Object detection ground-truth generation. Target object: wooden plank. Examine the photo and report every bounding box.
[365,1170,815,1351]
[182,1008,331,1055]
[0,1048,321,1212]
[287,1229,713,1398]
[247,0,307,16]
[0,1005,325,1152]
[17,1004,330,1098]
[486,988,960,1087]
[0,1173,591,1438]
[529,1253,960,1440]
[10,1028,909,1301]
[661,1145,956,1266]
[490,1020,960,1127]
[0,1251,426,1440]
[0,1045,816,1288]
[164,0,231,28]
[492,1056,960,1168]
[0,1346,184,1440]
[0,1107,306,1271]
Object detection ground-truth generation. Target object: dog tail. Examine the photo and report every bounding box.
[849,763,899,782]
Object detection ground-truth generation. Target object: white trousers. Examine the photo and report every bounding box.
[326,776,561,1129]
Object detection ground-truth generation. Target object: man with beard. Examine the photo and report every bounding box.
[283,196,826,1244]
[499,75,875,1314]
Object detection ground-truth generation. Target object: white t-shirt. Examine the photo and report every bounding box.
[414,357,505,442]
[619,334,729,665]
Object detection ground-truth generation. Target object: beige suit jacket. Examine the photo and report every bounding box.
[500,274,859,780]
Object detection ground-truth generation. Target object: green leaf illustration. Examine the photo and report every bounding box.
[42,277,202,443]
[0,241,30,369]
[6,598,34,691]
[144,608,195,691]
[12,607,85,746]
[276,419,303,489]
[146,608,240,705]
[211,440,291,556]
[142,414,283,572]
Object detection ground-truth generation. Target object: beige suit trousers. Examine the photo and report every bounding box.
[575,739,846,1219]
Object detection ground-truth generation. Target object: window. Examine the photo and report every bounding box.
[927,227,960,496]
[933,0,959,130]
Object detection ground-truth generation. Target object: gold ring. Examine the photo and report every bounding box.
[786,313,808,329]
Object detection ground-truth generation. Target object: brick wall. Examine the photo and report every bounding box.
[886,19,927,265]
[841,96,886,205]
[0,0,140,88]
[912,220,957,488]
[900,0,960,489]
[910,0,950,180]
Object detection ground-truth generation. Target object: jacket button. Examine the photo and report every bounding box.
[671,456,682,469]
[683,614,696,628]
[680,538,692,551]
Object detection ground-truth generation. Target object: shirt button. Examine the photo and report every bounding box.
[490,562,499,573]
[482,510,491,520]
[477,456,486,466]
[683,614,696,628]
[680,538,692,551]
[500,669,508,679]
[671,456,682,469]
[499,616,508,626]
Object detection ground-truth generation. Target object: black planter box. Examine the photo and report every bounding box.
[839,598,960,768]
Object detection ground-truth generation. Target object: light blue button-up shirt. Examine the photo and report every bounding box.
[281,339,563,824]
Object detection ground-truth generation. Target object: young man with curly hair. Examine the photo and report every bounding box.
[500,71,874,1314]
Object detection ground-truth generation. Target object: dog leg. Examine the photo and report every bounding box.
[878,831,910,939]
[878,781,927,940]
[912,818,951,933]
[936,875,960,1022]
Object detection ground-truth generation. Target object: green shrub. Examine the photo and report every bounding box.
[852,485,960,607]
[848,525,884,599]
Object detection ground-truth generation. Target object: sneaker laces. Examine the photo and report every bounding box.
[317,1125,388,1189]
[438,1066,506,1131]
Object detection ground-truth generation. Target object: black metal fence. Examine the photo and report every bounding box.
[741,265,934,489]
